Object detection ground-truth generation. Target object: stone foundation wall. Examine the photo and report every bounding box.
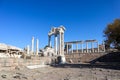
[65,53,106,63]
[0,57,52,71]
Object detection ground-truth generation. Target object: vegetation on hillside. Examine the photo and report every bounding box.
[104,19,120,50]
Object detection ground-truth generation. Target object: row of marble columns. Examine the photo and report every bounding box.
[65,40,105,54]
[26,37,39,56]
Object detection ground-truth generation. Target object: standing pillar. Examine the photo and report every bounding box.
[97,42,99,52]
[54,35,57,55]
[59,32,61,55]
[48,36,51,47]
[91,42,94,53]
[31,37,34,55]
[71,44,73,53]
[57,35,59,55]
[61,33,64,55]
[27,45,30,55]
[81,43,83,53]
[86,42,88,53]
[102,41,105,52]
[76,43,78,53]
[103,44,105,52]
[66,43,68,54]
[36,39,39,56]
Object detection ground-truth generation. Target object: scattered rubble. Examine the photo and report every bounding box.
[1,74,7,78]
[0,66,120,80]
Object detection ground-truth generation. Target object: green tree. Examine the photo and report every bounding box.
[104,19,120,50]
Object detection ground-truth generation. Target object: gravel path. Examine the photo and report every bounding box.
[0,65,120,80]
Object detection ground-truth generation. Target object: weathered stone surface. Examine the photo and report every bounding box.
[0,66,120,80]
[1,74,7,78]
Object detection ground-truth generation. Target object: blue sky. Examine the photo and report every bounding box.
[0,0,120,49]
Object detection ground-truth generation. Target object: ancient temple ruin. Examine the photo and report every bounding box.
[48,25,65,56]
[44,25,66,63]
[25,26,66,64]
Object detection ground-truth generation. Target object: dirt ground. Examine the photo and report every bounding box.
[0,64,120,80]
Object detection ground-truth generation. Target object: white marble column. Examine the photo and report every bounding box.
[57,35,59,55]
[91,42,94,53]
[54,35,57,55]
[59,32,61,55]
[76,43,78,53]
[66,43,69,54]
[36,39,39,56]
[103,44,105,52]
[61,33,64,55]
[103,41,106,52]
[31,37,34,55]
[48,36,51,47]
[71,44,73,53]
[97,42,99,52]
[81,43,83,53]
[86,42,88,53]
[27,45,30,55]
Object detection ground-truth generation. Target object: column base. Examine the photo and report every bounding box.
[57,55,66,64]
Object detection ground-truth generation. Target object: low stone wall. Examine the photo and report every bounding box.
[65,53,106,63]
[0,57,52,71]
